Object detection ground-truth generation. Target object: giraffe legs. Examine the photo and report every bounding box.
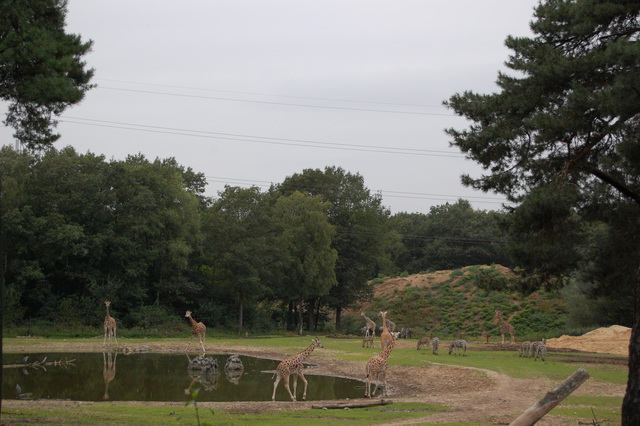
[185,335,194,352]
[272,373,282,401]
[199,335,205,354]
[282,374,297,401]
[296,371,309,401]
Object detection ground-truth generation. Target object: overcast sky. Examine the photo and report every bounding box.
[1,0,541,214]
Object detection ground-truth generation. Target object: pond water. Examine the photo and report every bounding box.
[2,353,363,402]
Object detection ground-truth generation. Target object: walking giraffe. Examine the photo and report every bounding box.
[365,334,396,397]
[378,311,394,349]
[103,301,117,345]
[493,310,515,344]
[184,310,206,353]
[361,312,377,337]
[272,338,323,401]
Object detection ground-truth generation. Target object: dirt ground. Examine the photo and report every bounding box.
[2,333,628,425]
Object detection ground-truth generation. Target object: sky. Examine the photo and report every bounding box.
[1,0,541,214]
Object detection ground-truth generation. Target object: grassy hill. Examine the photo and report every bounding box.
[344,264,568,342]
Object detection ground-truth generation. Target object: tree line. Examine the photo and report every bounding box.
[0,146,509,333]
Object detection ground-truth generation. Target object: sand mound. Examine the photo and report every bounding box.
[546,325,631,356]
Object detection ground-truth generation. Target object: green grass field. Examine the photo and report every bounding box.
[1,336,626,425]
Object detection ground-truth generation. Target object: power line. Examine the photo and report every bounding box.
[97,86,456,117]
[96,78,447,110]
[60,116,466,158]
[204,176,510,206]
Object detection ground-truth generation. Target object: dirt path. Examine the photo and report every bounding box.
[2,339,626,425]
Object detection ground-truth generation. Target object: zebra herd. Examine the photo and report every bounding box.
[359,313,548,361]
[519,338,547,361]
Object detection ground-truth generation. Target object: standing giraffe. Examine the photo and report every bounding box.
[378,311,394,349]
[492,310,515,344]
[361,312,376,337]
[103,301,117,345]
[272,338,323,401]
[365,334,396,397]
[185,310,206,353]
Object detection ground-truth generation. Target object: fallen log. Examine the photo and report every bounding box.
[312,399,392,409]
[510,368,590,426]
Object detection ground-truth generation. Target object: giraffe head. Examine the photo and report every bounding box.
[185,310,192,318]
[105,301,111,308]
[493,310,503,322]
[312,338,323,349]
[378,311,387,320]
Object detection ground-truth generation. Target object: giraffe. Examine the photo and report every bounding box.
[361,312,376,337]
[185,310,206,353]
[365,334,396,397]
[378,311,394,349]
[272,338,323,401]
[102,352,117,400]
[492,310,515,344]
[103,301,117,345]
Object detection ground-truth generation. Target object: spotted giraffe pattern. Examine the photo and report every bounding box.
[103,301,117,345]
[379,311,394,349]
[185,310,206,353]
[361,312,377,337]
[272,338,323,401]
[493,310,515,344]
[365,336,395,397]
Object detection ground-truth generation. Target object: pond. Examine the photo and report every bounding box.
[2,352,363,402]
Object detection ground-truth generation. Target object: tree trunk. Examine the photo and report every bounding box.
[308,299,316,332]
[509,368,589,426]
[335,306,342,330]
[238,299,243,335]
[297,299,303,335]
[622,263,640,425]
[1,173,5,415]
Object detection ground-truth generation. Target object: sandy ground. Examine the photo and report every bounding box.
[2,332,628,425]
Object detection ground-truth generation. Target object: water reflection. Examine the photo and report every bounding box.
[3,353,361,402]
[102,352,117,400]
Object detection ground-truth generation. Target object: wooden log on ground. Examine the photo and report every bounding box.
[312,399,392,409]
[510,368,590,426]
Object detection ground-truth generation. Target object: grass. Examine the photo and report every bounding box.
[1,335,628,425]
[3,402,447,425]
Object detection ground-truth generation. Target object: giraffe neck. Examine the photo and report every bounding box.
[380,342,394,359]
[293,343,317,362]
[188,316,197,328]
[105,305,111,319]
[381,314,388,333]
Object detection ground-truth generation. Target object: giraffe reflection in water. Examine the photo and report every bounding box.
[102,352,117,400]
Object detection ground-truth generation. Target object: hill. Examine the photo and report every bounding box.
[344,265,567,340]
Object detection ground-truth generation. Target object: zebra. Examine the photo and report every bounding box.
[432,337,440,355]
[448,339,467,356]
[417,336,430,350]
[533,338,547,361]
[519,341,532,358]
[400,327,413,339]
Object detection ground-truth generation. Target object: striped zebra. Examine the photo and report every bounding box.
[533,338,547,361]
[432,337,440,355]
[417,337,430,350]
[448,339,467,356]
[519,341,532,358]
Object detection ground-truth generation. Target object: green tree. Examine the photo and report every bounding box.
[203,186,272,333]
[0,0,94,149]
[274,167,389,329]
[444,1,640,422]
[272,191,337,334]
